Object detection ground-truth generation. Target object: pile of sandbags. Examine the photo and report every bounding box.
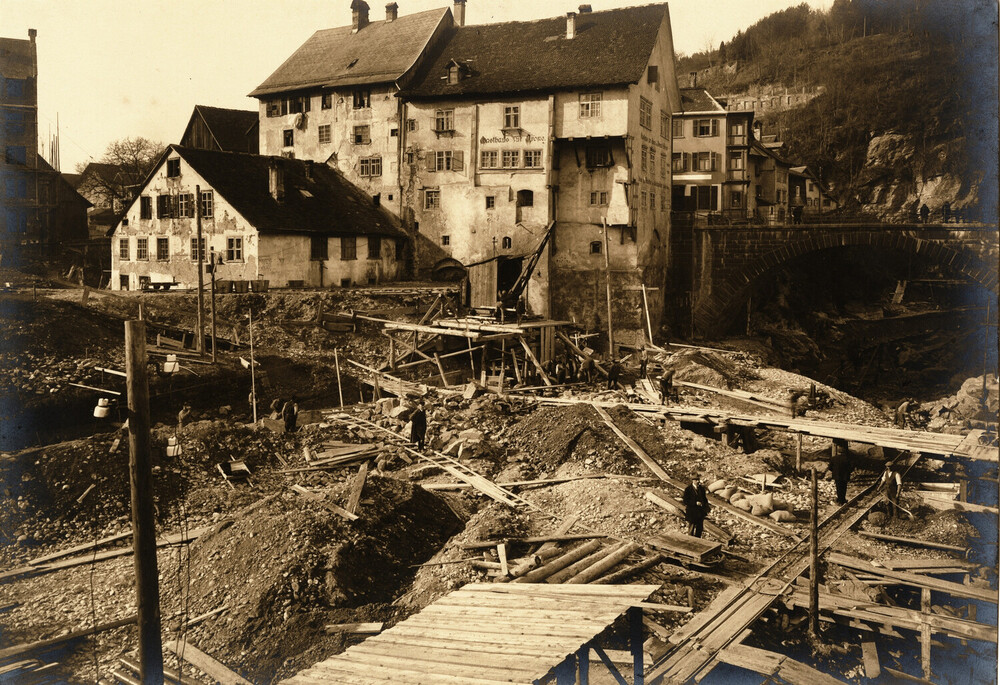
[707,479,796,522]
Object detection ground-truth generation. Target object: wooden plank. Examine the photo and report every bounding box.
[383,321,482,339]
[646,531,721,563]
[461,533,605,550]
[289,485,359,521]
[344,461,369,515]
[345,641,551,675]
[27,531,133,566]
[857,530,967,553]
[518,337,553,386]
[164,639,252,685]
[554,330,609,378]
[0,615,136,660]
[323,622,383,635]
[859,640,880,679]
[883,558,976,571]
[828,553,997,603]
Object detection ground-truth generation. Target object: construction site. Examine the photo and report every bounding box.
[0,257,996,685]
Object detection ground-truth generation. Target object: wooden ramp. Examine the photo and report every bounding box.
[281,583,658,684]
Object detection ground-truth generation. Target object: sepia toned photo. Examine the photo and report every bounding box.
[0,0,997,683]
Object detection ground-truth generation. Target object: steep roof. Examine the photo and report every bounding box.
[185,105,259,153]
[677,88,724,114]
[162,146,403,238]
[249,7,449,97]
[36,157,92,208]
[400,4,668,99]
[0,35,36,79]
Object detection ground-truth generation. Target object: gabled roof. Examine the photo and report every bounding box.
[400,4,668,99]
[249,7,449,97]
[36,157,92,208]
[183,105,259,153]
[677,88,724,114]
[129,145,404,239]
[79,162,122,184]
[0,35,36,79]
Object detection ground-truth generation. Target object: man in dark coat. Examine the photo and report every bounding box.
[660,369,675,404]
[607,359,622,390]
[282,397,298,433]
[409,401,428,451]
[682,475,711,538]
[829,438,853,505]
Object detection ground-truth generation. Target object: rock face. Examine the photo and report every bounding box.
[857,133,979,220]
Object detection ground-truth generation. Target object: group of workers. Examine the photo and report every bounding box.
[268,397,299,433]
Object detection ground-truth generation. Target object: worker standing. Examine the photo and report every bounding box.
[894,399,912,428]
[410,401,428,451]
[607,358,622,390]
[281,397,299,433]
[639,348,649,379]
[829,438,853,505]
[582,355,595,384]
[659,369,675,404]
[682,475,711,538]
[879,462,903,518]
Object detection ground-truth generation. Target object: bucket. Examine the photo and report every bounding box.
[166,436,182,457]
[163,354,179,374]
[93,397,110,418]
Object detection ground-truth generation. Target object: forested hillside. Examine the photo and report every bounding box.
[678,0,998,220]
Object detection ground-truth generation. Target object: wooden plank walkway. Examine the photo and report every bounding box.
[280,584,657,684]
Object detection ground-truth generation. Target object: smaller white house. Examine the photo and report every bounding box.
[110,145,407,290]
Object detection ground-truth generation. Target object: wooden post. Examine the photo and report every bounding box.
[334,347,344,408]
[510,349,523,385]
[602,218,614,356]
[641,284,654,344]
[248,309,257,423]
[124,321,164,685]
[209,248,217,363]
[809,466,819,638]
[138,300,144,321]
[388,336,396,370]
[629,606,644,685]
[434,353,448,387]
[195,184,205,356]
[796,433,803,472]
[498,338,506,392]
[466,338,476,378]
[921,588,932,679]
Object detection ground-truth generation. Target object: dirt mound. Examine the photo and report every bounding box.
[667,349,757,388]
[173,476,461,682]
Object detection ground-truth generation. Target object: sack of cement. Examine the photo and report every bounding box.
[770,510,796,522]
[708,479,727,493]
[751,503,773,517]
[717,487,736,500]
[733,498,753,511]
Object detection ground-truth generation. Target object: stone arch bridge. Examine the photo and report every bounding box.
[688,223,998,338]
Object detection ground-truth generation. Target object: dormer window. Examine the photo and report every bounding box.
[166,158,181,178]
[446,59,466,86]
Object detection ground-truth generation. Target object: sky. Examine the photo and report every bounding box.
[2,0,830,173]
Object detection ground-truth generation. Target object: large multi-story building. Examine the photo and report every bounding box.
[1,29,88,248]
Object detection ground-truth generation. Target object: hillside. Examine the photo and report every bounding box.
[680,0,998,220]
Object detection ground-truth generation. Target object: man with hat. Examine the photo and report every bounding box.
[682,474,711,538]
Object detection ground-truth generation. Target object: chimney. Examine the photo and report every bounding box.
[269,161,285,202]
[28,28,37,43]
[566,11,576,39]
[453,0,466,27]
[578,4,592,12]
[385,2,397,22]
[689,71,697,88]
[351,0,370,32]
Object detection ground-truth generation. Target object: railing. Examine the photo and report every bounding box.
[726,169,748,182]
[670,210,1000,232]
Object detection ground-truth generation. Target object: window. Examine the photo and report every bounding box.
[310,235,328,260]
[321,93,333,110]
[639,97,652,129]
[503,105,520,129]
[283,129,294,147]
[266,99,282,117]
[729,122,745,136]
[353,89,370,109]
[672,153,687,172]
[4,78,25,98]
[406,151,415,165]
[390,128,398,137]
[480,150,499,169]
[585,145,612,168]
[166,158,180,177]
[341,235,357,260]
[695,151,718,171]
[289,96,310,114]
[140,196,152,220]
[501,236,512,249]
[660,152,667,179]
[119,275,130,291]
[580,92,601,118]
[353,125,370,144]
[157,194,174,218]
[136,237,149,260]
[590,191,608,205]
[641,190,647,209]
[524,150,542,169]
[318,125,331,144]
[650,191,656,210]
[729,153,743,170]
[695,185,718,210]
[190,237,206,261]
[226,237,243,262]
[661,193,667,211]
[119,238,129,260]
[434,109,454,132]
[178,193,195,218]
[435,150,453,171]
[200,191,214,218]
[4,146,26,165]
[485,196,496,210]
[695,119,719,137]
[516,189,533,207]
[590,241,602,254]
[156,237,169,261]
[405,119,417,132]
[660,112,669,139]
[360,156,382,177]
[647,65,659,87]
[441,235,450,246]
[368,236,381,259]
[672,118,684,138]
[424,189,440,210]
[502,150,520,169]
[641,145,648,172]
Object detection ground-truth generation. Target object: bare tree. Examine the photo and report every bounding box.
[76,137,164,211]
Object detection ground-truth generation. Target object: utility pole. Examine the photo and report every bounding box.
[195,184,205,357]
[602,218,614,356]
[209,247,218,363]
[809,466,819,638]
[248,309,257,423]
[124,320,164,684]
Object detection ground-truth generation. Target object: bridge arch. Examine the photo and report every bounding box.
[692,226,998,338]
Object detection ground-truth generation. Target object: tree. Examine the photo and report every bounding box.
[76,137,164,212]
